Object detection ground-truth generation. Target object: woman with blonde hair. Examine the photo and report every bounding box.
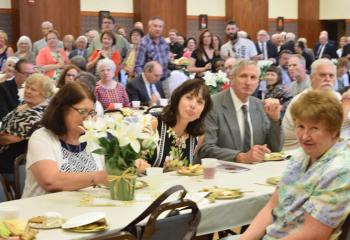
[14,35,35,64]
[0,73,54,181]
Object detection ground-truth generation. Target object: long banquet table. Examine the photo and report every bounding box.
[0,160,289,240]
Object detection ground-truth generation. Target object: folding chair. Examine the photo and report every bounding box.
[0,174,11,202]
[14,154,26,199]
[122,185,201,240]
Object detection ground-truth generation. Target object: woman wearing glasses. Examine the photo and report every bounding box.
[56,64,81,88]
[22,82,108,198]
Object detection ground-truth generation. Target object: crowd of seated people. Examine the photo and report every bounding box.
[1,14,350,240]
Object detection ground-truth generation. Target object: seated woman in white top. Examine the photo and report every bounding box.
[22,82,108,198]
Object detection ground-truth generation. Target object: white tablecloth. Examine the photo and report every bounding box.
[0,160,289,239]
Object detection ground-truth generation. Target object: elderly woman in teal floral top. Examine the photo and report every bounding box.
[239,90,350,240]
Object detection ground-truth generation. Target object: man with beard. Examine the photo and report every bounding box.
[288,54,311,97]
[220,21,257,60]
[277,50,292,90]
[282,58,348,150]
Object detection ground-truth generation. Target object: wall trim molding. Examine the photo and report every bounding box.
[0,8,13,13]
[268,18,297,23]
[187,15,226,21]
[80,11,134,17]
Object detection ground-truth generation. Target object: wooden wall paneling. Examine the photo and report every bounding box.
[298,0,321,49]
[226,0,268,41]
[12,0,80,48]
[133,0,186,37]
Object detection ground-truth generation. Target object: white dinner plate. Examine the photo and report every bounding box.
[62,212,106,229]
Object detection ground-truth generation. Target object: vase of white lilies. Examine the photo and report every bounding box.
[81,113,159,201]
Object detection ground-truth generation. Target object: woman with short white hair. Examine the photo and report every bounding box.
[69,35,88,60]
[14,35,36,64]
[94,58,130,110]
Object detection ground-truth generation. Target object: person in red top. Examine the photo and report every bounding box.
[87,30,121,76]
[36,30,69,81]
[94,58,130,110]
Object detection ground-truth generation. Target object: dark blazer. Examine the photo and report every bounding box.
[341,43,350,58]
[314,42,337,59]
[69,49,88,59]
[280,40,295,53]
[0,79,19,120]
[255,40,278,60]
[126,74,165,106]
[198,90,283,161]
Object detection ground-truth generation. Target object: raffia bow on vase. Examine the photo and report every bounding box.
[80,113,159,201]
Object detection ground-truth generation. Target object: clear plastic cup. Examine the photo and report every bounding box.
[201,158,217,179]
[113,103,123,110]
[0,206,20,219]
[146,167,163,189]
[159,98,168,106]
[132,101,141,108]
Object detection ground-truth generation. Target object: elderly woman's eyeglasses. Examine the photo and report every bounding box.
[71,106,97,117]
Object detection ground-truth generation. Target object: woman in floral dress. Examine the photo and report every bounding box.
[148,78,212,168]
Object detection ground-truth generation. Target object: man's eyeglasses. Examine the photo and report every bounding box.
[18,71,35,76]
[71,106,97,117]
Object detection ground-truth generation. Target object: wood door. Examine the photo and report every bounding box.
[133,0,187,36]
[226,0,268,41]
[12,0,80,45]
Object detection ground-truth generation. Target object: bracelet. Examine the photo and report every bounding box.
[91,176,97,188]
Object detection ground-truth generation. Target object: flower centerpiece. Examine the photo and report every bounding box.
[202,70,230,94]
[80,113,159,200]
[256,60,273,80]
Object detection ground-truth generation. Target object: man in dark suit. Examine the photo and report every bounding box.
[199,60,283,163]
[126,61,165,106]
[168,29,184,59]
[255,30,278,63]
[69,35,88,60]
[314,32,337,59]
[0,59,34,120]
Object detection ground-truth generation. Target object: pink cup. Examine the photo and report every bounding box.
[201,158,217,179]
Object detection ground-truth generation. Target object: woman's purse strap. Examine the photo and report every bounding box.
[122,185,187,232]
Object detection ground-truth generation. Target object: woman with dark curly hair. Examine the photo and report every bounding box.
[148,78,213,168]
